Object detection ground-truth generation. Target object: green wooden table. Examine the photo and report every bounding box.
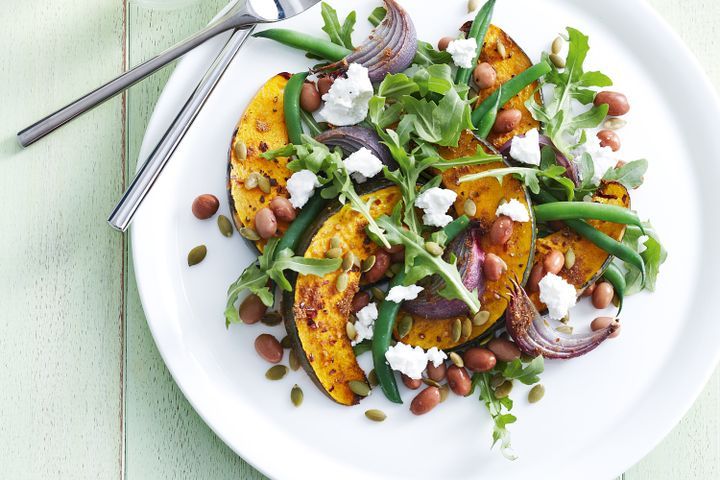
[1,0,718,478]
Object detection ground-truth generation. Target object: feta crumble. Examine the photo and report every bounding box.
[426,347,448,367]
[286,169,320,208]
[318,63,373,126]
[352,303,377,346]
[509,128,541,166]
[574,135,617,185]
[538,273,577,320]
[446,38,477,68]
[415,187,458,227]
[495,199,530,223]
[386,284,424,303]
[638,235,650,254]
[343,147,383,183]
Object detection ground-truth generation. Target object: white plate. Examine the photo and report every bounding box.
[131,1,720,478]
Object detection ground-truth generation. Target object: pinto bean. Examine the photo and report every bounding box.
[269,196,297,222]
[191,194,219,219]
[591,316,621,338]
[254,334,283,363]
[350,291,370,314]
[239,294,267,324]
[483,253,507,282]
[463,347,497,372]
[592,282,614,309]
[384,244,405,263]
[543,250,565,275]
[363,250,390,283]
[317,77,334,96]
[426,361,447,382]
[402,374,423,390]
[438,36,454,51]
[487,338,521,362]
[527,263,545,293]
[490,215,514,245]
[447,365,472,396]
[473,62,497,89]
[410,386,441,415]
[254,207,278,239]
[594,91,630,116]
[597,129,621,152]
[492,108,522,134]
[300,82,321,112]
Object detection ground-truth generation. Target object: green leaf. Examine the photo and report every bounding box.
[579,70,613,88]
[320,2,355,49]
[224,265,271,327]
[473,373,517,460]
[413,40,453,66]
[501,356,544,385]
[603,159,648,189]
[377,73,420,99]
[565,103,608,133]
[621,222,667,294]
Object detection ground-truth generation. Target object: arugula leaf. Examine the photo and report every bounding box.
[471,373,517,460]
[377,73,420,99]
[620,222,667,295]
[400,88,474,147]
[457,165,569,195]
[320,2,355,49]
[603,159,648,189]
[413,40,454,66]
[501,356,544,385]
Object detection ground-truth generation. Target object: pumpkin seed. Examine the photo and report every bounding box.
[449,351,464,368]
[479,335,492,345]
[326,247,343,259]
[257,175,271,194]
[365,409,386,422]
[349,380,371,397]
[244,172,259,190]
[217,215,234,237]
[239,227,261,241]
[467,0,480,12]
[564,248,576,270]
[336,272,349,293]
[496,39,507,59]
[528,384,545,404]
[603,117,627,130]
[463,198,477,217]
[290,384,303,407]
[265,365,288,380]
[551,36,565,55]
[494,380,513,398]
[280,335,292,349]
[423,378,442,388]
[330,235,342,249]
[187,245,207,266]
[346,321,358,341]
[556,325,574,334]
[549,53,566,68]
[342,252,355,272]
[371,287,385,301]
[451,318,462,343]
[261,312,283,326]
[438,384,450,403]
[384,269,395,279]
[490,373,505,389]
[461,317,473,339]
[234,140,248,160]
[368,369,379,387]
[424,241,444,257]
[473,310,490,326]
[361,255,376,272]
[289,350,300,371]
[397,315,413,339]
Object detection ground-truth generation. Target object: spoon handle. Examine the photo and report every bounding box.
[107,27,255,232]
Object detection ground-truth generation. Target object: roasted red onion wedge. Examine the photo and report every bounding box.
[505,278,618,359]
[500,134,580,186]
[320,0,417,83]
[404,223,485,319]
[315,126,396,169]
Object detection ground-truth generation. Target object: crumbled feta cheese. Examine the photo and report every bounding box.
[318,63,373,126]
[415,187,458,227]
[495,199,530,223]
[538,273,577,320]
[286,170,320,208]
[509,128,541,166]
[352,303,377,346]
[384,343,430,379]
[446,38,477,68]
[343,147,383,183]
[574,135,617,185]
[426,347,448,367]
[386,284,424,303]
[638,235,650,254]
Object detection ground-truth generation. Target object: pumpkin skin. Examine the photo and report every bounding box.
[283,182,401,406]
[227,73,293,251]
[528,181,630,311]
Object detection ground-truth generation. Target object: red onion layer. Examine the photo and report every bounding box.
[315,126,396,169]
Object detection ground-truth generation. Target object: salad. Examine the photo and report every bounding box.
[189,0,667,459]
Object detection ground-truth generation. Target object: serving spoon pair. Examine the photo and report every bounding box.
[17,0,321,231]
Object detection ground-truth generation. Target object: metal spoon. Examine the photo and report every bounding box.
[16,0,320,147]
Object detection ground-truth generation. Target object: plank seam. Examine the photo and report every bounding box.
[119,0,128,479]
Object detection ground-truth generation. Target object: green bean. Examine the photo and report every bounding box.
[254,29,350,61]
[471,60,551,127]
[476,85,502,139]
[275,193,326,255]
[372,217,470,403]
[602,263,626,314]
[284,72,308,145]
[534,202,644,230]
[455,0,496,85]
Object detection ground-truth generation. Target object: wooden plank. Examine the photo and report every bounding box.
[0,0,126,478]
[123,1,265,478]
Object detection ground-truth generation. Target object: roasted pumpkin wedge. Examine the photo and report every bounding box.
[228,73,293,251]
[529,181,630,310]
[283,182,401,405]
[476,25,541,149]
[398,132,535,351]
